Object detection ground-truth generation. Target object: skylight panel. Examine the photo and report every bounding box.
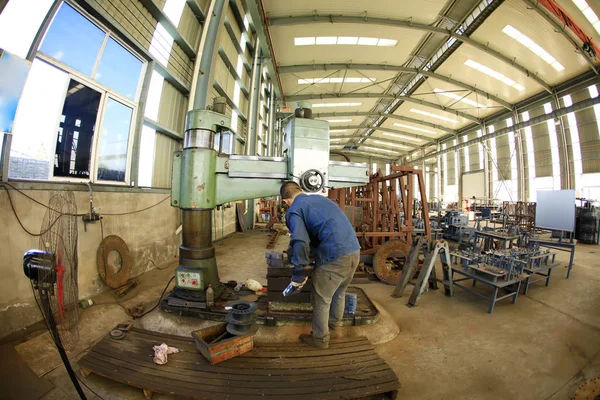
[464,59,525,91]
[357,37,378,46]
[393,123,436,134]
[297,78,375,85]
[410,109,458,123]
[501,25,564,72]
[337,36,358,45]
[382,132,423,142]
[377,39,398,47]
[316,36,337,45]
[372,140,410,149]
[362,146,399,154]
[312,102,362,108]
[294,36,397,47]
[294,37,315,46]
[433,88,486,108]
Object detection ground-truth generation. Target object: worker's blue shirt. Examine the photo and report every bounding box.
[286,194,360,282]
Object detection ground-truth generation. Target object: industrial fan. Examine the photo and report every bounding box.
[23,190,86,399]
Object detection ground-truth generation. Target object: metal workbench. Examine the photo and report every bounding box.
[527,238,576,278]
[519,251,561,294]
[443,263,528,314]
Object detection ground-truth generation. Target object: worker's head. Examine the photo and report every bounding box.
[280,181,303,206]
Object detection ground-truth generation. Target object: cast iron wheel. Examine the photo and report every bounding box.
[373,239,411,285]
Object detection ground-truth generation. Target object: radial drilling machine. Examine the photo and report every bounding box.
[161,99,369,315]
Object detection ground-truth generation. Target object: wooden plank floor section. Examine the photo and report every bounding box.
[79,327,400,399]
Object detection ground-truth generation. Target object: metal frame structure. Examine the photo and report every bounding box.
[328,166,431,254]
[502,201,536,233]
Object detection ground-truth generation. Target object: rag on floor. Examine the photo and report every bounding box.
[152,343,179,365]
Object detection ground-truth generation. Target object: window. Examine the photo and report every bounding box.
[9,3,145,183]
[40,3,106,75]
[0,0,54,59]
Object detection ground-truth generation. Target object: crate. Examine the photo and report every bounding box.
[191,323,254,365]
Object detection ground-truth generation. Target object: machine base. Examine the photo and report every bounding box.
[160,286,380,326]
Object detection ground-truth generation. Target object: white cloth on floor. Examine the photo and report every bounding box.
[152,343,179,365]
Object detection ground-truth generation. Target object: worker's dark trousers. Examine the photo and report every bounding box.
[311,250,360,343]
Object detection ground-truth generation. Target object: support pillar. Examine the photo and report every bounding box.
[267,83,276,156]
[191,0,226,110]
[244,41,262,229]
[553,94,571,190]
[513,111,526,202]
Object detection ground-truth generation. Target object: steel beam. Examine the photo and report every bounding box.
[279,63,513,110]
[523,0,598,74]
[186,0,206,22]
[245,0,284,100]
[313,112,456,133]
[138,0,196,59]
[286,93,481,123]
[193,0,226,109]
[269,15,553,92]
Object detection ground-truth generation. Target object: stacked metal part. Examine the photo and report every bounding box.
[575,201,599,244]
[225,300,258,336]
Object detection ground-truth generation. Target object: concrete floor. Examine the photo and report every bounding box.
[2,228,600,399]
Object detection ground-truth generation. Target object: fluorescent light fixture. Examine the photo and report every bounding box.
[329,129,347,133]
[312,102,362,108]
[464,59,525,91]
[362,146,399,154]
[382,132,423,142]
[372,140,410,149]
[501,25,564,72]
[297,77,376,85]
[326,119,353,123]
[433,88,487,108]
[410,108,458,123]
[393,123,436,134]
[572,1,600,34]
[294,37,315,46]
[294,36,397,47]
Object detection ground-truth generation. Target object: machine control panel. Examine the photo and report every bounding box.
[177,271,202,289]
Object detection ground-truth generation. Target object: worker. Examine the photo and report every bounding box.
[280,181,360,349]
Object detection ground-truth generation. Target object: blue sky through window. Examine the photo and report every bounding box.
[97,98,132,181]
[39,3,105,75]
[95,38,142,101]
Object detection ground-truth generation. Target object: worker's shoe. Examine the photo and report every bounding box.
[299,333,329,349]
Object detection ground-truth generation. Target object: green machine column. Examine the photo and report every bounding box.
[171,108,230,299]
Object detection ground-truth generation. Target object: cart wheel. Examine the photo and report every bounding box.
[373,240,411,285]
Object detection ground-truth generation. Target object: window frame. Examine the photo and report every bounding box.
[14,0,147,185]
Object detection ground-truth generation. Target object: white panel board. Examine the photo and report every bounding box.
[462,171,485,199]
[535,190,576,232]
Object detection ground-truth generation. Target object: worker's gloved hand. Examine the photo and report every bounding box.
[282,276,308,296]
